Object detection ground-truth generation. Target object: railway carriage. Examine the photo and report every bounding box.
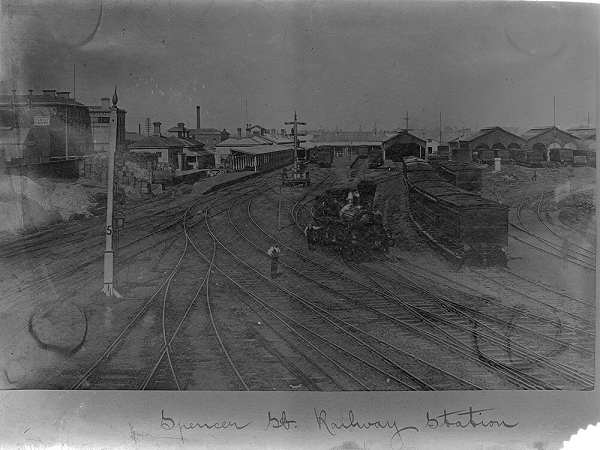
[402,157,508,265]
[436,161,484,191]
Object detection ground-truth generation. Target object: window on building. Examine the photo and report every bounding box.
[98,116,110,123]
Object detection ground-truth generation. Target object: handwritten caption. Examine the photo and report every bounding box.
[152,406,518,444]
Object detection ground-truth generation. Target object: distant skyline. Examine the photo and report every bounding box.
[1,0,597,136]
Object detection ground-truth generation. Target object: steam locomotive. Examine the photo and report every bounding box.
[309,180,394,259]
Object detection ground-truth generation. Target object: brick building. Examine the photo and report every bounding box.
[521,126,580,162]
[448,127,526,162]
[0,89,92,165]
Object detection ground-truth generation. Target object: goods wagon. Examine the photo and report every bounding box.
[403,157,508,265]
[436,161,484,191]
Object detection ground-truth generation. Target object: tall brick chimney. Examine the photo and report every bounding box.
[153,121,162,136]
[196,106,201,130]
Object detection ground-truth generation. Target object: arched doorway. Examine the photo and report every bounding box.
[508,142,523,161]
[491,142,508,160]
[548,142,561,162]
[474,143,491,162]
[531,142,547,162]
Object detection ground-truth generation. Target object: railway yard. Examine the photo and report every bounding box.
[0,156,595,391]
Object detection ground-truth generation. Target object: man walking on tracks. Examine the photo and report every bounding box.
[304,224,319,251]
[267,244,281,278]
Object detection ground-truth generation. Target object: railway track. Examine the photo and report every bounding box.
[256,188,593,389]
[58,171,343,390]
[535,191,596,256]
[214,200,478,390]
[510,197,595,271]
[239,196,521,389]
[361,260,593,372]
[0,175,279,310]
[25,176,274,389]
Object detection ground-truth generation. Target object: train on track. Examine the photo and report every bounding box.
[309,179,394,259]
[282,161,310,187]
[402,157,509,266]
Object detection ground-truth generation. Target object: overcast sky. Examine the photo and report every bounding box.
[1,0,598,135]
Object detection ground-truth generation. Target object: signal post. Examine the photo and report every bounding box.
[102,87,122,298]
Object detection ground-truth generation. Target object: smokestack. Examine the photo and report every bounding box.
[237,127,242,138]
[196,105,201,130]
[138,123,141,134]
[153,121,162,136]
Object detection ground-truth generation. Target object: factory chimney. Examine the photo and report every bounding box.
[196,105,201,130]
[153,122,162,136]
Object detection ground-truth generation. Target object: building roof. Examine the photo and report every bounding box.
[567,126,596,140]
[307,141,383,147]
[310,130,390,143]
[449,126,524,143]
[129,134,205,150]
[521,126,580,141]
[229,144,293,155]
[0,92,87,108]
[382,130,427,145]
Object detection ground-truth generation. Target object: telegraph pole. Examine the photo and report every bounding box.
[285,111,306,164]
[102,86,122,298]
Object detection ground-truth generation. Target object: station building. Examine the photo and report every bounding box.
[307,130,388,158]
[214,125,294,171]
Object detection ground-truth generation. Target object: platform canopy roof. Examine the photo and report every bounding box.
[229,144,293,155]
